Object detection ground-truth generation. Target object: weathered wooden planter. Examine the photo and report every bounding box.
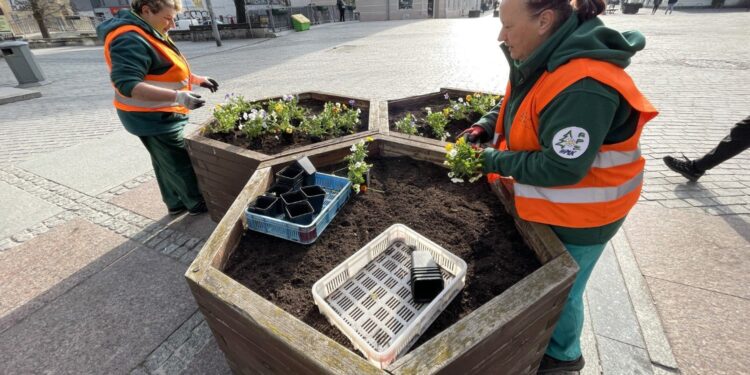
[185,91,386,222]
[185,135,578,374]
[386,87,501,148]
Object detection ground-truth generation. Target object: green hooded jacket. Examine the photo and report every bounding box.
[97,9,188,136]
[477,15,647,245]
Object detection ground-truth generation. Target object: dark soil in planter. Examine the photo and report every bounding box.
[224,156,540,356]
[389,96,483,143]
[206,98,369,155]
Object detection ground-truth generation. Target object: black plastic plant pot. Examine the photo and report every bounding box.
[280,190,307,207]
[411,250,445,303]
[248,196,280,217]
[265,183,292,197]
[276,164,305,187]
[285,201,314,225]
[301,185,326,213]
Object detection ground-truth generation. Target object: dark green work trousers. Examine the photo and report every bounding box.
[138,129,204,211]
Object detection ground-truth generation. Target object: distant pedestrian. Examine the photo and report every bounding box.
[663,115,750,182]
[665,0,677,14]
[652,0,662,14]
[337,0,346,22]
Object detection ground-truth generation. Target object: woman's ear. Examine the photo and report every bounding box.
[141,5,152,16]
[537,9,556,36]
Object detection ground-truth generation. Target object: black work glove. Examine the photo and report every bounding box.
[199,77,219,93]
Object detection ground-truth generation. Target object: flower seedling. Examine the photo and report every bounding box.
[444,137,483,183]
[395,113,418,135]
[346,137,374,194]
[424,107,450,141]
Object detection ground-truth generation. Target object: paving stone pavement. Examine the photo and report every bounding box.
[1,9,749,375]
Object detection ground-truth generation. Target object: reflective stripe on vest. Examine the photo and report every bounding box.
[489,58,658,228]
[103,24,191,114]
[592,148,642,168]
[514,172,643,204]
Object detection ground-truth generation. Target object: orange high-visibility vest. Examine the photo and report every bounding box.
[489,58,658,228]
[104,25,191,114]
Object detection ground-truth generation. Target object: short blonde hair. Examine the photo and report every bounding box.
[132,0,182,14]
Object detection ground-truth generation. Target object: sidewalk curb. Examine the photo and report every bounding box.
[581,294,603,375]
[611,230,680,373]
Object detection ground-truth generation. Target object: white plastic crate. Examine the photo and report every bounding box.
[311,224,467,368]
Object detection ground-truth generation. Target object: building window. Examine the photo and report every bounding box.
[399,0,413,9]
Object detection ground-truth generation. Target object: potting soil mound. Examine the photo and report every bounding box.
[206,98,369,155]
[224,156,540,357]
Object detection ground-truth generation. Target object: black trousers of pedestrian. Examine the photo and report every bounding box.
[694,115,750,172]
[339,7,345,21]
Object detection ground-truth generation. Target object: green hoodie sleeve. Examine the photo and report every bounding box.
[483,78,619,187]
[474,100,502,135]
[108,32,153,97]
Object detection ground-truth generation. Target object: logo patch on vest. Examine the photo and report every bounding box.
[552,127,589,159]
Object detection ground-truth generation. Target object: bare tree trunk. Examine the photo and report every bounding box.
[32,10,50,38]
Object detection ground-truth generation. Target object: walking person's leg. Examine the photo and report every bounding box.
[693,115,750,172]
[663,115,750,181]
[538,242,607,372]
[140,129,206,213]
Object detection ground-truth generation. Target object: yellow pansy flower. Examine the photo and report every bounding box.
[445,143,454,152]
[466,95,473,102]
[274,103,284,113]
[366,136,374,142]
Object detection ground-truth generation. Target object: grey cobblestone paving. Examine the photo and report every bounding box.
[1,9,748,374]
[0,166,204,264]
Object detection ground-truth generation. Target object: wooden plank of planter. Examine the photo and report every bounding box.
[269,130,379,160]
[186,128,269,164]
[258,136,383,171]
[378,135,446,166]
[375,100,390,134]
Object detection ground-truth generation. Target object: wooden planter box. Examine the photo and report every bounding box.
[386,87,501,148]
[185,91,386,222]
[185,136,578,374]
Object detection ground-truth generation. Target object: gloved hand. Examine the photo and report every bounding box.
[457,125,488,143]
[191,75,219,93]
[175,91,205,110]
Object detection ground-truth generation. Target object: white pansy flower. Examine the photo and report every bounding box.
[458,98,464,103]
[451,178,464,183]
[350,145,357,152]
[448,172,454,178]
[448,149,458,158]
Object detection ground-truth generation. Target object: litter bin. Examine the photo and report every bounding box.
[291,14,310,32]
[0,41,46,87]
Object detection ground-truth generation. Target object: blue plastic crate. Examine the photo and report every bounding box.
[245,172,352,244]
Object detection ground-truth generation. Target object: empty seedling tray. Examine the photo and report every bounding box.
[311,224,467,368]
[245,172,351,244]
